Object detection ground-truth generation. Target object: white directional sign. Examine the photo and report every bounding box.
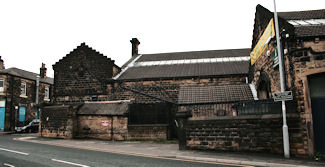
[274,91,293,102]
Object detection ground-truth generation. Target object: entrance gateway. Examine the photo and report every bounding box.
[309,73,325,154]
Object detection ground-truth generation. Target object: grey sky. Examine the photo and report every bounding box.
[0,0,324,77]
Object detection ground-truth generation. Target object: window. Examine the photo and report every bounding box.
[44,86,50,100]
[0,78,4,92]
[20,82,26,96]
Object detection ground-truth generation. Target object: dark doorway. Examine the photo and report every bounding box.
[309,72,325,154]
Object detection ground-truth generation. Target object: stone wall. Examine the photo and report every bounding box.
[127,125,168,140]
[250,37,325,156]
[185,114,307,157]
[77,115,128,141]
[114,76,247,104]
[40,105,78,139]
[53,43,118,103]
[0,74,51,131]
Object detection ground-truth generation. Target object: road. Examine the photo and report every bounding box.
[0,134,247,167]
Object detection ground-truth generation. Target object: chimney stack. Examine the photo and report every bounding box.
[0,56,5,70]
[130,38,140,57]
[40,63,47,78]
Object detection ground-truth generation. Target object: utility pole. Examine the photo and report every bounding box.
[273,0,290,158]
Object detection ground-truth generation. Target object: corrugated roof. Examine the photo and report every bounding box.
[0,67,53,84]
[178,84,254,104]
[77,103,128,115]
[278,9,325,38]
[117,49,250,80]
[137,49,250,62]
[278,9,325,20]
[118,61,249,80]
[294,25,325,37]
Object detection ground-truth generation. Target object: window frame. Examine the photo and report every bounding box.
[20,81,27,96]
[44,86,50,100]
[0,78,4,92]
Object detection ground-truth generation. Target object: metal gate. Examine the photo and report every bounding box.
[309,73,325,154]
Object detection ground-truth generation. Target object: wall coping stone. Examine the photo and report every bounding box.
[188,113,299,121]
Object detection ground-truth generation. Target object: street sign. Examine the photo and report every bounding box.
[274,91,293,102]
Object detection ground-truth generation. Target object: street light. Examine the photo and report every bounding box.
[273,0,290,158]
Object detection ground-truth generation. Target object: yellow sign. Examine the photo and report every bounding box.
[250,18,275,65]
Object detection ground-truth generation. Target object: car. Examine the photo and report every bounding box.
[15,119,39,133]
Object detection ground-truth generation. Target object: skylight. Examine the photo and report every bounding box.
[288,19,325,27]
[132,56,250,67]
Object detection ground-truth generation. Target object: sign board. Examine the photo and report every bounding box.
[250,18,275,65]
[274,91,293,102]
[101,120,109,127]
[272,48,279,68]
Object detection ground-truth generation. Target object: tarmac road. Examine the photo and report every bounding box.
[0,134,248,167]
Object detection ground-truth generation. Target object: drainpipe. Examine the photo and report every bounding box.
[36,75,39,105]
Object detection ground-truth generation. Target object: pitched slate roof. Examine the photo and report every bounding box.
[77,102,128,115]
[0,67,53,84]
[117,48,250,80]
[178,84,254,104]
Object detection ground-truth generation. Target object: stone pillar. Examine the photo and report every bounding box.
[175,111,192,150]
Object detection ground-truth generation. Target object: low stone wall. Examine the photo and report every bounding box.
[40,105,78,139]
[185,113,307,157]
[127,124,168,140]
[77,115,128,141]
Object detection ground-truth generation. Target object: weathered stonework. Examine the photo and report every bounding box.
[186,114,307,157]
[52,43,120,103]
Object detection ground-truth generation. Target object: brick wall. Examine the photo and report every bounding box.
[186,114,307,157]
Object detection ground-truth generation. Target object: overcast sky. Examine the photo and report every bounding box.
[0,0,324,77]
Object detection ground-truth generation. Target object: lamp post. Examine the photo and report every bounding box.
[273,0,290,158]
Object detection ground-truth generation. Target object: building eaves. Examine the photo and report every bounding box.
[0,67,53,84]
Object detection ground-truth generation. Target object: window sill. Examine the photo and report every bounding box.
[0,92,5,96]
[20,95,28,98]
[44,98,50,102]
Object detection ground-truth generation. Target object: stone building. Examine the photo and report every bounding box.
[112,38,254,140]
[40,43,126,140]
[249,5,325,157]
[41,39,254,140]
[52,43,120,103]
[0,57,53,131]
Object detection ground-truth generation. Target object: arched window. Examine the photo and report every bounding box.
[256,71,271,100]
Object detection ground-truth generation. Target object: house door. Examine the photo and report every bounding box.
[0,100,5,131]
[309,73,325,154]
[36,108,39,119]
[19,106,26,122]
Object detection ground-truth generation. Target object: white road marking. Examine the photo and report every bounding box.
[0,148,29,155]
[51,159,89,167]
[13,136,36,141]
[3,163,15,167]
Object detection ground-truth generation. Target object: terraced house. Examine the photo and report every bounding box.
[0,58,53,131]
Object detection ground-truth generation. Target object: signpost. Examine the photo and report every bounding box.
[274,91,293,102]
[273,0,290,158]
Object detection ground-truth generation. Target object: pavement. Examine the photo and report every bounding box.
[5,132,325,167]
